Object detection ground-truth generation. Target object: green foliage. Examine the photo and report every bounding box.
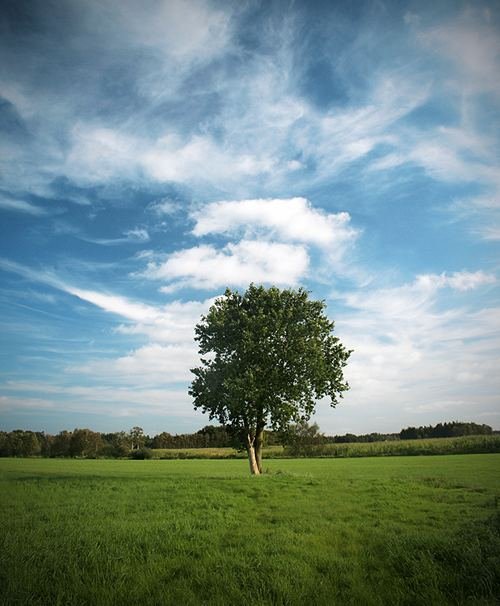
[189,285,351,471]
[129,447,153,460]
[0,430,41,457]
[151,426,234,449]
[280,420,325,448]
[129,426,146,450]
[69,428,104,458]
[49,430,72,457]
[0,456,499,605]
[101,431,132,457]
[400,421,493,440]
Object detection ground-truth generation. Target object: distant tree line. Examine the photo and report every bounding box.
[286,420,494,446]
[0,425,262,458]
[0,421,494,458]
[399,421,493,440]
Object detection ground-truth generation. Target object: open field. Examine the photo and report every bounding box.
[150,434,500,459]
[1,455,499,605]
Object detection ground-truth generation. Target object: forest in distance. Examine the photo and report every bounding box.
[0,420,496,459]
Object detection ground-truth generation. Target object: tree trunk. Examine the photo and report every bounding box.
[246,434,261,475]
[255,427,264,474]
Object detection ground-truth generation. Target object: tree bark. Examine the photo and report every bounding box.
[254,427,264,474]
[246,434,261,475]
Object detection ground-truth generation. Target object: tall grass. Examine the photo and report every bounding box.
[284,434,500,458]
[1,455,499,605]
[152,445,284,459]
[150,435,500,460]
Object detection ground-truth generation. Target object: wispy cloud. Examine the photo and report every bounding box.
[479,226,500,241]
[1,383,194,418]
[112,0,232,63]
[330,270,500,430]
[73,342,198,384]
[147,198,180,216]
[368,8,500,242]
[418,8,500,98]
[78,228,150,246]
[0,196,46,216]
[0,257,211,342]
[0,258,155,321]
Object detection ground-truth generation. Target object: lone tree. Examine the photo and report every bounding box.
[189,285,351,475]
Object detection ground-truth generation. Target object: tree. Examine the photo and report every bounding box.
[101,431,132,457]
[189,285,351,474]
[69,428,103,458]
[1,430,41,457]
[50,430,72,457]
[129,426,146,450]
[286,420,325,446]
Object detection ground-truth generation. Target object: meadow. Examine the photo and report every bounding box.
[1,455,499,605]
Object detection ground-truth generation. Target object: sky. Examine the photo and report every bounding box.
[0,0,499,436]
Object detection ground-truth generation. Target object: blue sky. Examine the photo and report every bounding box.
[0,0,499,436]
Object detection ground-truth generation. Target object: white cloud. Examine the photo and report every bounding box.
[64,127,276,187]
[114,299,213,344]
[0,257,212,343]
[143,240,309,291]
[1,383,194,419]
[65,287,159,322]
[78,228,150,246]
[480,226,500,241]
[75,342,198,384]
[0,196,46,216]
[370,123,500,191]
[0,394,56,410]
[61,283,212,345]
[305,76,429,177]
[192,197,358,250]
[125,228,149,242]
[64,125,140,184]
[364,12,500,243]
[147,199,180,216]
[369,153,407,172]
[114,0,232,62]
[452,195,500,243]
[142,134,275,183]
[415,271,496,292]
[419,13,500,97]
[408,135,499,186]
[49,24,435,194]
[329,269,500,431]
[2,2,498,215]
[338,270,496,316]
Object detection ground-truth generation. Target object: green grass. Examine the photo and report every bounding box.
[1,455,499,605]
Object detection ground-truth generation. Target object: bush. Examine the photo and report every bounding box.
[129,447,153,460]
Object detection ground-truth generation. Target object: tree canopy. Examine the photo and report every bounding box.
[189,284,351,474]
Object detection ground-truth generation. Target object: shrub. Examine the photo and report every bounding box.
[129,447,153,460]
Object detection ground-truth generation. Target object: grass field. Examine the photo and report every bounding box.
[1,455,499,605]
